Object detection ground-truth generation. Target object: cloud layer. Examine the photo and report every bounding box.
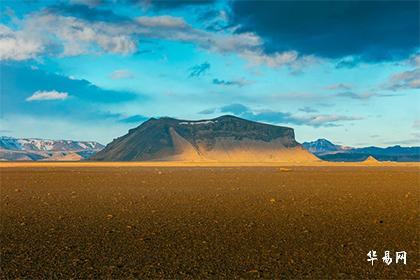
[0,5,317,70]
[203,103,362,127]
[230,1,419,62]
[384,69,420,91]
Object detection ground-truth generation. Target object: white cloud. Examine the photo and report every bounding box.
[135,17,263,56]
[0,13,138,59]
[110,69,134,80]
[240,50,298,68]
[26,90,69,101]
[297,114,362,126]
[137,16,187,28]
[384,69,420,90]
[28,13,137,56]
[0,24,44,60]
[240,49,320,70]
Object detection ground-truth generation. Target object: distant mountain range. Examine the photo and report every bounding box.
[92,115,318,162]
[1,125,419,162]
[302,139,420,162]
[0,136,104,161]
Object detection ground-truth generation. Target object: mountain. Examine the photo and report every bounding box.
[0,136,104,161]
[302,138,342,155]
[0,137,103,151]
[92,115,319,162]
[303,139,420,162]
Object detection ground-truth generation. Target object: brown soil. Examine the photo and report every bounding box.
[1,166,418,278]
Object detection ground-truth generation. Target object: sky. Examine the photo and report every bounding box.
[0,0,419,147]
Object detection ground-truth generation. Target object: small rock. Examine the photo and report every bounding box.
[279,168,291,172]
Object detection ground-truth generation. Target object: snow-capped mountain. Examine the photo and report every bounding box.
[302,138,344,155]
[0,136,104,161]
[0,136,103,152]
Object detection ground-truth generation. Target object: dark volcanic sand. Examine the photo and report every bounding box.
[1,166,418,279]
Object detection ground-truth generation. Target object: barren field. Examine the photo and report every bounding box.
[1,165,419,278]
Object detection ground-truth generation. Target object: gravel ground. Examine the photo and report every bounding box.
[1,166,418,279]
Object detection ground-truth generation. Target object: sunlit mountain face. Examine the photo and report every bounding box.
[1,0,419,147]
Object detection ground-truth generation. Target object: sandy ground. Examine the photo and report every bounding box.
[1,165,419,278]
[1,160,419,167]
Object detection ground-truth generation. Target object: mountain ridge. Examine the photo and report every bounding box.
[303,139,420,162]
[0,136,104,161]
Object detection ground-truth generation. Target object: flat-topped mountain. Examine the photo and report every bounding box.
[91,115,318,162]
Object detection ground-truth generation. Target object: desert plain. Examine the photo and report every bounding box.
[0,162,419,278]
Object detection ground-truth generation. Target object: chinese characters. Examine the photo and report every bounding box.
[367,250,407,266]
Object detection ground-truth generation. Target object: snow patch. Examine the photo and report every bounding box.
[179,120,217,125]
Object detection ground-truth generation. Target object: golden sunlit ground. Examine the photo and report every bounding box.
[1,163,419,278]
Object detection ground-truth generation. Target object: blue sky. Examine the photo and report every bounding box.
[0,0,419,146]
